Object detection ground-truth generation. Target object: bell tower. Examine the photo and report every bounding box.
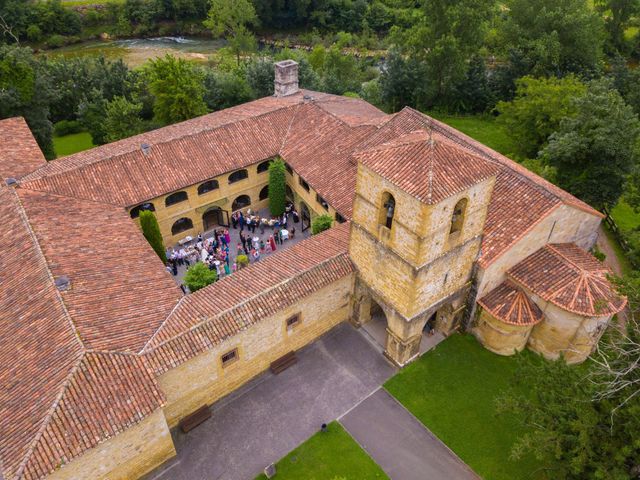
[349,130,498,365]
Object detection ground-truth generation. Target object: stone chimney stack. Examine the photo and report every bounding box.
[274,60,299,97]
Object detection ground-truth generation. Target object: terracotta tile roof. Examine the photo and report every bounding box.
[20,352,163,480]
[508,243,627,316]
[0,186,164,480]
[0,117,47,180]
[281,102,376,216]
[143,222,353,375]
[354,129,499,204]
[20,106,298,207]
[17,188,183,352]
[477,281,544,326]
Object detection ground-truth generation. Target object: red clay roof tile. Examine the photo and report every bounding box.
[0,118,47,180]
[477,281,544,326]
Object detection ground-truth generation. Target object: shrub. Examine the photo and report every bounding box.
[236,254,249,269]
[139,210,167,263]
[311,214,333,235]
[184,262,217,292]
[26,25,42,42]
[53,120,82,137]
[46,34,67,48]
[268,157,287,216]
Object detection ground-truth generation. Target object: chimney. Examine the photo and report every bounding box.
[274,60,299,97]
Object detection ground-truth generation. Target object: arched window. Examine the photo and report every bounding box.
[259,185,269,200]
[316,194,328,210]
[285,185,294,201]
[232,194,251,211]
[129,202,155,219]
[257,160,272,174]
[379,192,395,229]
[285,163,294,175]
[228,169,248,184]
[335,212,345,223]
[171,217,193,235]
[165,191,188,207]
[198,179,219,195]
[299,177,310,192]
[450,198,468,235]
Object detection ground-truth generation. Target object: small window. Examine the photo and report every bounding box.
[286,314,300,330]
[335,213,345,223]
[299,177,310,192]
[379,192,395,229]
[259,185,269,201]
[165,191,188,207]
[257,160,272,174]
[171,217,193,235]
[221,348,238,367]
[228,169,249,184]
[130,202,155,218]
[285,185,294,201]
[450,198,468,235]
[316,194,329,210]
[198,179,219,195]
[285,163,293,175]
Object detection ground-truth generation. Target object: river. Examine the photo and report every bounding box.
[43,36,227,67]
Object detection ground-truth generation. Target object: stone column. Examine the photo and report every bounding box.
[383,309,430,366]
[349,279,372,328]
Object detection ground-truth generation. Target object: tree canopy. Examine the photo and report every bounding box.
[183,262,217,292]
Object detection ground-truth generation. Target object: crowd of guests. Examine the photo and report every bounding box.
[166,203,300,287]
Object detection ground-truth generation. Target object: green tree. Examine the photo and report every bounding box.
[594,0,640,54]
[311,214,333,235]
[146,55,207,124]
[204,0,258,65]
[139,210,167,263]
[500,0,604,78]
[103,96,144,142]
[268,158,286,216]
[391,0,495,109]
[183,262,217,292]
[245,57,274,98]
[540,80,640,210]
[203,69,253,111]
[496,76,587,158]
[499,274,640,479]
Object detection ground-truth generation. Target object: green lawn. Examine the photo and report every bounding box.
[254,421,388,480]
[610,198,640,233]
[385,334,542,480]
[427,113,516,157]
[53,131,94,157]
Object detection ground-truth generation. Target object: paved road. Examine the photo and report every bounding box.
[340,389,480,480]
[145,323,396,480]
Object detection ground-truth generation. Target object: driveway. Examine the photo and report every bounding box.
[145,322,396,480]
[340,389,479,480]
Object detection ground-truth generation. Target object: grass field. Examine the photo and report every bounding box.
[254,421,388,480]
[53,131,94,157]
[385,334,543,480]
[610,199,640,233]
[427,112,517,157]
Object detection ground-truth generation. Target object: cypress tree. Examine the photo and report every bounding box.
[139,210,167,263]
[268,157,287,216]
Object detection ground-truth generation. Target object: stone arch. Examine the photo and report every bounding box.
[129,202,155,219]
[232,194,251,211]
[259,185,269,201]
[165,191,188,207]
[449,197,468,235]
[171,217,193,236]
[379,191,395,229]
[300,201,311,232]
[285,184,294,201]
[202,207,224,231]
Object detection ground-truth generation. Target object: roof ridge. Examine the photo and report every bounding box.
[10,187,85,349]
[16,185,124,209]
[21,102,300,185]
[140,295,188,353]
[14,354,84,479]
[279,102,303,154]
[144,250,351,352]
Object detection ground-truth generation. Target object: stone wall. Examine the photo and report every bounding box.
[46,409,175,480]
[476,204,602,298]
[525,291,610,364]
[158,274,354,427]
[472,308,534,356]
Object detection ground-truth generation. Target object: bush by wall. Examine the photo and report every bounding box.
[139,210,167,263]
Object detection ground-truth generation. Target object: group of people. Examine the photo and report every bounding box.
[166,203,300,286]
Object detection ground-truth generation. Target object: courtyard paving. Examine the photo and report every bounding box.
[339,389,480,480]
[145,323,395,480]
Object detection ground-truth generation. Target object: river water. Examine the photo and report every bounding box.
[43,36,227,67]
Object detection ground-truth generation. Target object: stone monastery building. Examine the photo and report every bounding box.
[0,61,627,480]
